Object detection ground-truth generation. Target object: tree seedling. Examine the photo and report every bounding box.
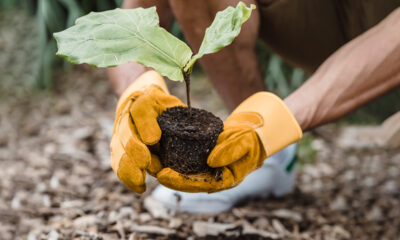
[54,2,255,175]
[54,2,255,111]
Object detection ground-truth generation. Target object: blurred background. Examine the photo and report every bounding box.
[1,1,400,239]
[1,0,398,119]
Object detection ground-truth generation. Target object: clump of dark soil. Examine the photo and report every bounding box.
[157,106,223,175]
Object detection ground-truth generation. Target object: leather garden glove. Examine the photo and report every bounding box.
[110,70,184,193]
[157,92,302,193]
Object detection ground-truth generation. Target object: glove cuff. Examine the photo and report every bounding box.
[230,92,302,156]
[117,70,169,108]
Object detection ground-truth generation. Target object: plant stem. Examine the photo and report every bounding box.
[182,70,191,116]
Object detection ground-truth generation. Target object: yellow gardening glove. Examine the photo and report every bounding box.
[110,70,184,193]
[157,92,302,193]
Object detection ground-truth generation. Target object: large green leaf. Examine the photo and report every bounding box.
[54,7,193,81]
[184,2,256,72]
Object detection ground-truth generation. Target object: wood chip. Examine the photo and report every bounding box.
[192,221,237,237]
[272,219,289,236]
[130,224,176,235]
[73,215,98,228]
[144,196,170,219]
[272,209,303,222]
[169,218,183,229]
[242,222,280,239]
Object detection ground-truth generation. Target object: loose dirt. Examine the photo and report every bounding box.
[157,106,223,174]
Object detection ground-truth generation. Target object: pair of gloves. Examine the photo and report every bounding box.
[110,71,302,193]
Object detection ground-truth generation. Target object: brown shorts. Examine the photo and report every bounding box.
[257,0,400,72]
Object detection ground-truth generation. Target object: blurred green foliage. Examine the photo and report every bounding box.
[296,134,318,169]
[256,40,310,98]
[341,89,400,124]
[0,0,35,12]
[1,0,123,89]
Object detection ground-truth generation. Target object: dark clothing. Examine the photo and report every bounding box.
[257,0,400,72]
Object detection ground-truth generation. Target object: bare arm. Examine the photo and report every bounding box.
[285,7,400,131]
[107,0,174,97]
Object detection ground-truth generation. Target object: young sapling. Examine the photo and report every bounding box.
[54,2,255,175]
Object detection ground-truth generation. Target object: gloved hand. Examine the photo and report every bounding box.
[110,70,184,193]
[157,92,303,193]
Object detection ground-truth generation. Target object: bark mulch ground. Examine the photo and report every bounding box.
[1,67,399,240]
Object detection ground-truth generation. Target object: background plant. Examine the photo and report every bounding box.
[0,0,122,89]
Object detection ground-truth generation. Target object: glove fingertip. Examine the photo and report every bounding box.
[156,168,175,181]
[131,184,146,194]
[208,130,255,167]
[118,156,147,193]
[207,147,225,168]
[156,168,195,192]
[139,124,162,146]
[147,154,163,176]
[120,175,146,194]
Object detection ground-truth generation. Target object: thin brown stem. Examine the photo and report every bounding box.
[183,70,192,116]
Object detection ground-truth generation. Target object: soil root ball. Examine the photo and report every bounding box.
[157,106,223,174]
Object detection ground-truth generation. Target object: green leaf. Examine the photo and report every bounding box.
[54,7,193,81]
[184,2,256,72]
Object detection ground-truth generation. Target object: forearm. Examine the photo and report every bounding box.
[107,0,173,97]
[285,7,400,131]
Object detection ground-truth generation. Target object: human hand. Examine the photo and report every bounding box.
[110,70,184,193]
[156,92,302,193]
